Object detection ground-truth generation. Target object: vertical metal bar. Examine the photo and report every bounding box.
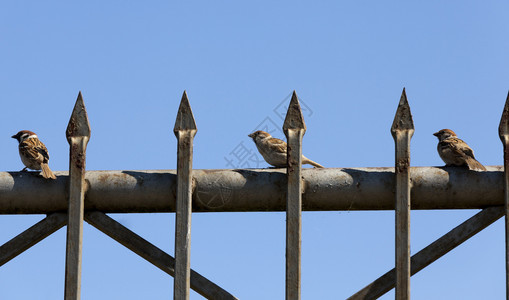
[390,88,414,300]
[283,91,306,300]
[173,91,197,300]
[499,91,509,300]
[64,91,91,300]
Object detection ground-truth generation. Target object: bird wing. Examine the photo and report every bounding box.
[450,137,487,170]
[265,137,287,153]
[451,137,476,159]
[440,137,476,160]
[20,138,50,164]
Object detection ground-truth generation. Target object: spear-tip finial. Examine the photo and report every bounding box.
[283,90,307,132]
[499,91,509,139]
[391,88,414,136]
[66,91,91,142]
[173,90,197,134]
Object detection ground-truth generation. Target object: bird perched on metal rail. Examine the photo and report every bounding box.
[11,130,57,179]
[433,129,486,171]
[248,130,324,168]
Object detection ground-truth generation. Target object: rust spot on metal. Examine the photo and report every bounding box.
[396,158,410,173]
[66,117,79,138]
[180,137,192,147]
[173,91,197,134]
[283,91,307,131]
[501,147,509,170]
[71,145,86,169]
[84,179,91,192]
[191,177,197,192]
[301,177,307,194]
[288,162,297,173]
[391,88,415,136]
[66,92,91,141]
[97,173,109,184]
[201,169,224,175]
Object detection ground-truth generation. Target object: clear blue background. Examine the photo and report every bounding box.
[1,1,508,299]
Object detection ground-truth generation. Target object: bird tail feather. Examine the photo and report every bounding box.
[303,158,325,168]
[41,163,57,179]
[466,158,486,171]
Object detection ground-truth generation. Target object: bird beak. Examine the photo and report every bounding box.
[248,133,254,138]
[433,132,439,137]
[11,134,16,139]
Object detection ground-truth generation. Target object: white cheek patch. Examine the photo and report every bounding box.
[20,134,38,142]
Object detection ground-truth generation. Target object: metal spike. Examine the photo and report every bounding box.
[283,90,306,300]
[391,88,415,135]
[173,90,197,300]
[498,90,509,300]
[66,91,91,142]
[391,88,414,300]
[283,91,307,131]
[499,91,509,139]
[174,91,197,134]
[65,91,90,300]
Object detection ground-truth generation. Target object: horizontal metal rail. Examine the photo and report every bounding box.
[0,166,503,214]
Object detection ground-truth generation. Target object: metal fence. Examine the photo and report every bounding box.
[1,90,509,300]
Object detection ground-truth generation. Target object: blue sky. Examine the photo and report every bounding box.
[1,1,508,299]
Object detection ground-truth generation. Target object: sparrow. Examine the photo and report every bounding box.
[11,130,57,179]
[248,130,324,168]
[433,129,486,171]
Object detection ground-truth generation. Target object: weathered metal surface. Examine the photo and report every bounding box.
[0,212,67,266]
[84,211,238,300]
[64,92,91,300]
[173,91,197,300]
[391,88,414,300]
[499,91,509,300]
[0,167,504,213]
[283,91,305,300]
[348,206,504,300]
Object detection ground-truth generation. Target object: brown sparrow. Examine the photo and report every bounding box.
[248,130,324,168]
[12,130,57,179]
[433,129,486,171]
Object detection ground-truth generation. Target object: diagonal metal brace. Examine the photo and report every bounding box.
[348,206,504,300]
[0,212,67,267]
[84,211,238,300]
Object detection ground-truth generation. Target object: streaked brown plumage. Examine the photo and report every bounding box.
[433,129,486,171]
[248,130,324,168]
[12,130,57,179]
